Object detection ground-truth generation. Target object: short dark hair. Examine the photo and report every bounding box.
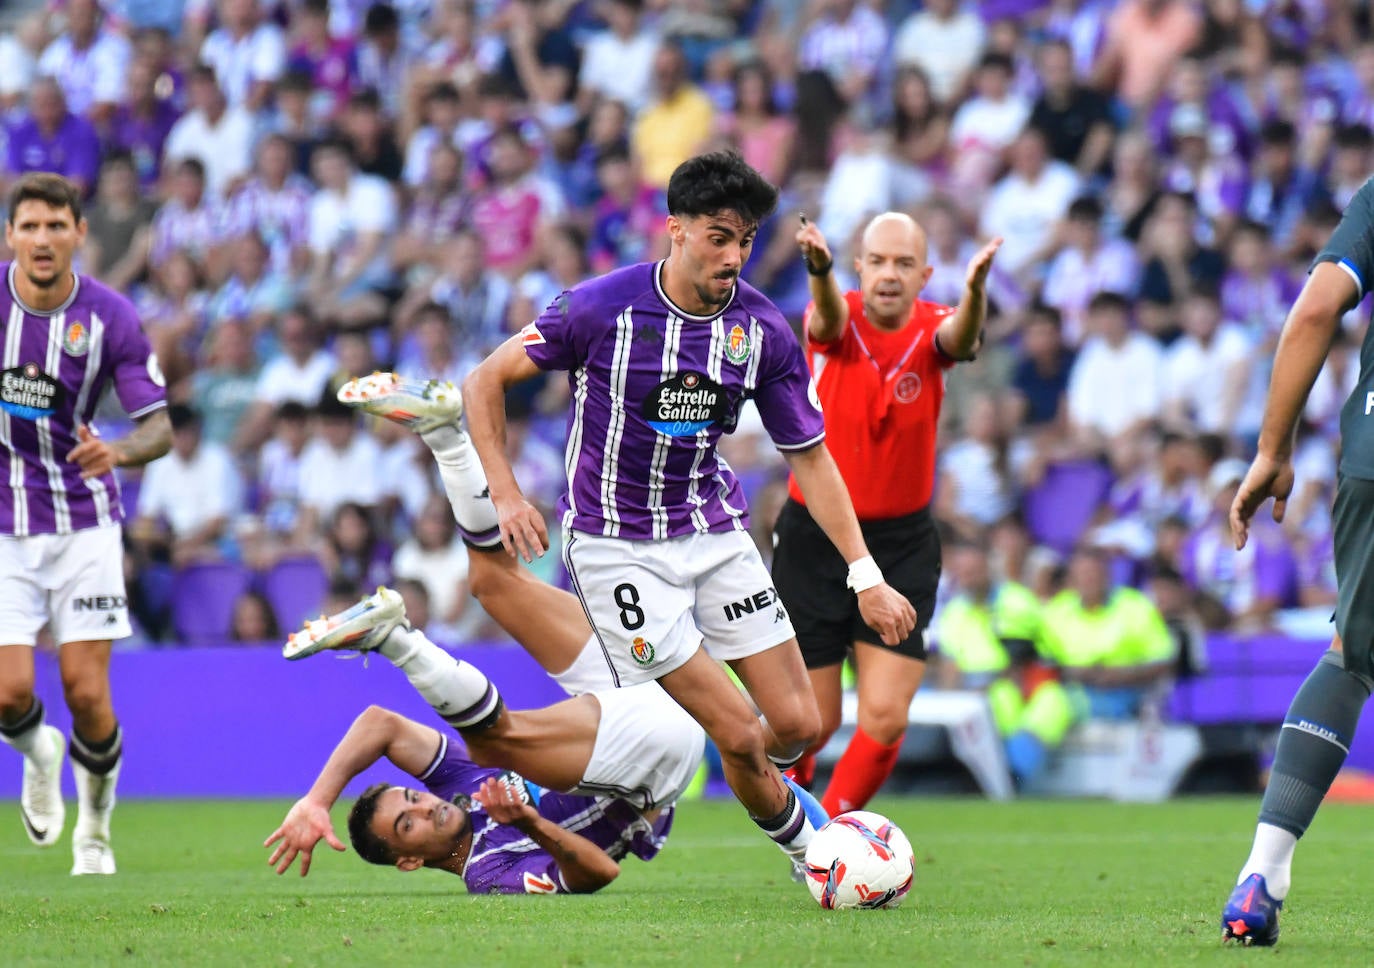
[1087,291,1131,316]
[347,783,398,866]
[168,403,201,430]
[275,401,309,423]
[8,173,83,224]
[666,151,778,226]
[364,2,399,34]
[1066,195,1104,223]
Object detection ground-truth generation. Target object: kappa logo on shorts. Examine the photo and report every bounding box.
[630,636,655,666]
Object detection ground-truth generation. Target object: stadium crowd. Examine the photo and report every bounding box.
[0,0,1360,668]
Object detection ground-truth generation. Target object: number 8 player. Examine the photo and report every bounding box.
[463,151,917,874]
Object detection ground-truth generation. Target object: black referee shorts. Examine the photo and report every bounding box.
[770,498,940,669]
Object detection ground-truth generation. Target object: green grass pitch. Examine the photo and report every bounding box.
[1,796,1370,966]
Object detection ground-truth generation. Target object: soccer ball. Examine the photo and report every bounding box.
[803,810,914,910]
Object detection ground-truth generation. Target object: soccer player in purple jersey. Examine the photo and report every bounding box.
[0,173,172,875]
[264,377,704,892]
[462,152,917,874]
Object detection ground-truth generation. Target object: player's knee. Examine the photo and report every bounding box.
[770,705,821,754]
[858,702,909,746]
[60,674,109,716]
[0,686,36,722]
[711,714,768,765]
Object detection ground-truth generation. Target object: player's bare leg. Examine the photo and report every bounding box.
[658,650,816,864]
[465,550,592,677]
[791,662,845,789]
[819,643,925,815]
[728,640,821,770]
[58,640,121,875]
[0,644,66,848]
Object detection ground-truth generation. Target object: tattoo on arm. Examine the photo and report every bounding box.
[115,409,173,468]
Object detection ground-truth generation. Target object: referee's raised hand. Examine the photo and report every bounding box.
[796,214,833,275]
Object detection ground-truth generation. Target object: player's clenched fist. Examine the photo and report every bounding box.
[855,584,918,647]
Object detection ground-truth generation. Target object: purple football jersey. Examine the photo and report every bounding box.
[522,261,825,540]
[0,263,167,535]
[420,735,674,895]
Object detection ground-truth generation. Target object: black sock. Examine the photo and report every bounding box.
[71,724,123,776]
[1259,651,1371,837]
[753,789,805,845]
[0,697,43,739]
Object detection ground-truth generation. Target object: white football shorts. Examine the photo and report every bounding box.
[577,684,706,810]
[0,525,131,646]
[562,528,797,687]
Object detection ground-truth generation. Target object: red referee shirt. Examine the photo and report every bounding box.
[787,291,958,519]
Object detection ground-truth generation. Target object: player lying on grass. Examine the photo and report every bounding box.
[264,373,823,891]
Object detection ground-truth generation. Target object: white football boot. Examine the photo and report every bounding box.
[283,586,409,661]
[19,726,66,847]
[336,373,462,433]
[71,757,118,875]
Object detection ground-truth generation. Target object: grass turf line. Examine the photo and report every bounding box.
[0,797,1368,966]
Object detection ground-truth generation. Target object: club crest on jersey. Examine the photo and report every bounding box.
[894,372,922,404]
[724,323,752,365]
[63,320,89,356]
[641,371,730,437]
[631,637,655,666]
[0,364,62,420]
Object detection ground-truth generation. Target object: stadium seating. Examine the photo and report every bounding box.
[258,556,329,632]
[1022,460,1114,555]
[170,561,253,646]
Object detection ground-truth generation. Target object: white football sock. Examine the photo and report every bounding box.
[1237,822,1297,900]
[422,426,501,545]
[382,626,502,728]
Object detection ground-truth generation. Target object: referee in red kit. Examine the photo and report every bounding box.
[774,211,1001,815]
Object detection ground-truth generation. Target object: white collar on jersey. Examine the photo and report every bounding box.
[7,262,81,317]
[653,260,736,322]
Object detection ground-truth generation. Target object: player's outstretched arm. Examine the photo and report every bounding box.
[463,336,550,562]
[66,409,172,480]
[783,444,917,646]
[1231,261,1353,550]
[264,706,442,876]
[935,236,1002,362]
[473,776,620,894]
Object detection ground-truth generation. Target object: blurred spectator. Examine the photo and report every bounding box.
[338,88,404,182]
[1101,130,1161,243]
[716,60,796,189]
[632,41,714,189]
[1012,546,1176,782]
[1067,292,1164,452]
[262,68,323,175]
[204,232,295,343]
[1243,121,1318,253]
[255,401,312,552]
[467,124,558,278]
[393,577,433,637]
[1136,191,1225,340]
[81,152,156,291]
[287,0,360,128]
[238,308,337,449]
[135,249,209,388]
[189,319,260,454]
[889,66,950,176]
[357,3,413,120]
[578,0,658,114]
[109,57,181,191]
[130,404,244,567]
[149,158,221,275]
[229,590,280,643]
[1041,195,1140,343]
[1028,37,1114,178]
[297,394,385,530]
[398,230,511,352]
[796,0,888,112]
[394,301,475,384]
[306,136,398,329]
[498,0,580,131]
[1221,219,1299,336]
[588,147,665,274]
[1092,0,1202,112]
[1317,123,1374,212]
[892,0,986,108]
[130,26,185,111]
[4,77,101,196]
[392,142,471,277]
[37,0,132,129]
[401,80,462,189]
[219,133,314,278]
[1161,285,1251,435]
[949,53,1031,203]
[1091,428,1208,560]
[935,395,1024,542]
[1180,459,1299,632]
[1158,103,1249,242]
[1147,54,1250,165]
[1008,303,1074,432]
[980,126,1080,283]
[199,0,287,112]
[164,64,254,201]
[319,501,391,590]
[391,495,471,637]
[0,16,39,115]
